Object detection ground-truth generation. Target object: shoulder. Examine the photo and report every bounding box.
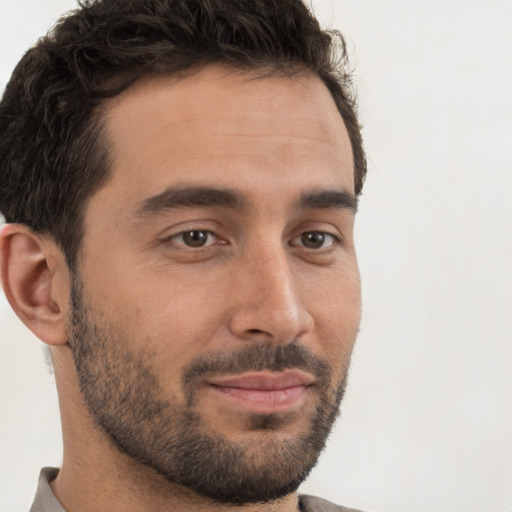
[299,494,365,512]
[29,467,65,512]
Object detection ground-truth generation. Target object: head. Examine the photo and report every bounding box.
[0,0,366,506]
[0,0,365,269]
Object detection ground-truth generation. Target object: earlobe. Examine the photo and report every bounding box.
[0,224,69,345]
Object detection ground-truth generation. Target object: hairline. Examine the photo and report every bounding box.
[64,62,359,270]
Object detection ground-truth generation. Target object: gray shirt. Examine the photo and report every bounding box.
[30,467,364,512]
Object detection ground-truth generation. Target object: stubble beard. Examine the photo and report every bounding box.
[66,274,352,505]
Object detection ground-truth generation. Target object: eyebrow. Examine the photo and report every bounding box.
[134,184,358,219]
[134,185,248,217]
[298,189,358,213]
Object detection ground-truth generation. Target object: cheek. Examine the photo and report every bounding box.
[79,258,225,376]
[306,257,361,318]
[304,263,361,369]
[118,272,228,360]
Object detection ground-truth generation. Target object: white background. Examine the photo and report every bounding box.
[1,1,511,511]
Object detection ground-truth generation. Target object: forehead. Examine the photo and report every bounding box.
[94,65,354,214]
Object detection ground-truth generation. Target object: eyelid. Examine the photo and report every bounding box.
[158,219,222,241]
[289,230,342,249]
[162,229,223,248]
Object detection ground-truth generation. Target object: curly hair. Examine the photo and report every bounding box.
[0,0,366,268]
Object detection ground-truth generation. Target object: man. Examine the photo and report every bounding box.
[0,0,367,511]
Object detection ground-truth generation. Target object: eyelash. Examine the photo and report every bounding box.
[290,231,341,250]
[163,229,342,251]
[164,230,221,248]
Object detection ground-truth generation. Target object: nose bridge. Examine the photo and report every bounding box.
[229,236,313,342]
[254,242,296,314]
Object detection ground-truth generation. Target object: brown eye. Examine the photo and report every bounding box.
[182,230,210,247]
[291,231,338,250]
[171,230,216,248]
[301,232,326,249]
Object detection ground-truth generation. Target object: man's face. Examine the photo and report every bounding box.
[68,66,361,504]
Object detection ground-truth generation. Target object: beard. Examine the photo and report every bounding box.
[67,273,351,505]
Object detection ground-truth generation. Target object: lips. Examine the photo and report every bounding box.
[207,371,314,413]
[210,370,314,389]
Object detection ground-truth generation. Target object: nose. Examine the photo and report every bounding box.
[228,243,314,345]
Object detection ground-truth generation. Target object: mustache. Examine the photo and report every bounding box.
[182,342,331,401]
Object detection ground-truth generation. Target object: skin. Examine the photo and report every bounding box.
[0,65,361,512]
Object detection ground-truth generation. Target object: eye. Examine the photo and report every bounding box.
[291,231,339,250]
[168,230,217,248]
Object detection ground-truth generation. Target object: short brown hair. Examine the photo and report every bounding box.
[0,0,366,268]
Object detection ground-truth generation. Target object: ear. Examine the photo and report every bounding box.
[0,223,69,345]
